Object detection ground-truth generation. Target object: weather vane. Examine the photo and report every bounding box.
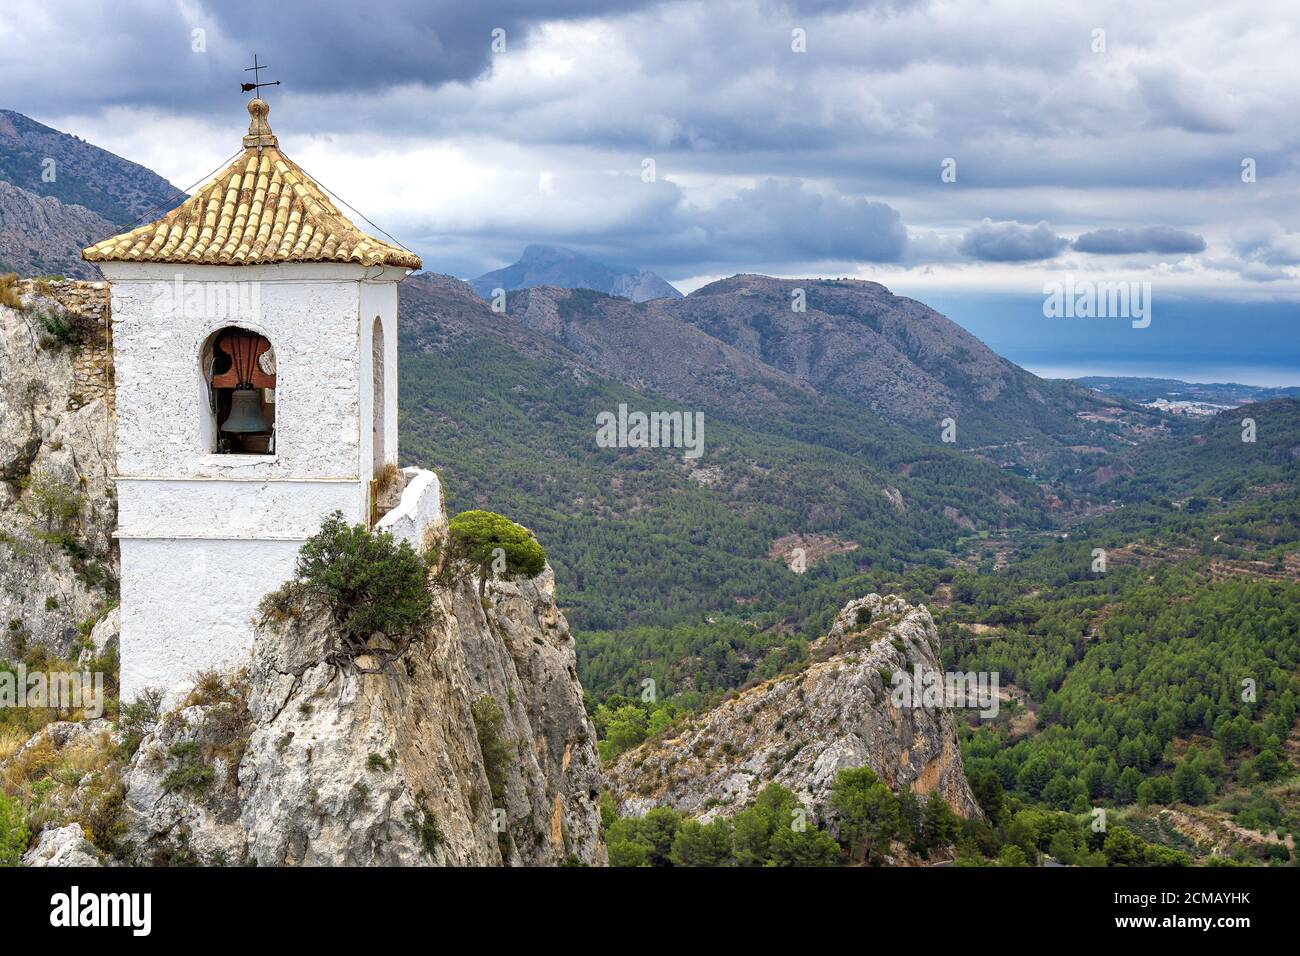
[240,53,281,95]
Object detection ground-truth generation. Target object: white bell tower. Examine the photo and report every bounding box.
[84,97,438,700]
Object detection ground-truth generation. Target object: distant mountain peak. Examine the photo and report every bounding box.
[690,273,893,298]
[0,108,181,228]
[0,108,184,278]
[471,244,682,302]
[519,243,581,261]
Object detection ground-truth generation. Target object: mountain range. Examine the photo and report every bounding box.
[502,275,1167,469]
[3,105,1299,870]
[396,271,1054,632]
[471,243,682,302]
[0,106,1247,632]
[0,109,181,278]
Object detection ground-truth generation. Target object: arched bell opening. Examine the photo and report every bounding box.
[201,326,277,455]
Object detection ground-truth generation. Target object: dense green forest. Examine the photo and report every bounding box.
[583,401,1300,866]
[602,766,1200,868]
[1100,399,1300,503]
[400,307,1300,869]
[399,329,1048,631]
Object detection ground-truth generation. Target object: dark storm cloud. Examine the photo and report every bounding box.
[1072,226,1206,255]
[6,0,664,114]
[684,179,907,265]
[959,220,1068,262]
[201,1,663,95]
[6,0,1297,289]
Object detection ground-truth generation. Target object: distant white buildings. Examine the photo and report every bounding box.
[1140,397,1232,417]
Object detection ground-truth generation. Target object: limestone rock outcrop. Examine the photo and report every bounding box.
[606,593,981,821]
[22,823,103,867]
[0,282,117,659]
[0,180,113,280]
[119,566,606,866]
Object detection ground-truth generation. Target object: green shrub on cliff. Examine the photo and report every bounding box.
[445,510,546,596]
[0,792,28,866]
[273,512,434,673]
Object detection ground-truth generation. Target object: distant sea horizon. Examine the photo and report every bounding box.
[907,292,1300,390]
[1009,355,1300,388]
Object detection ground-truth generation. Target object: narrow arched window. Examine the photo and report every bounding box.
[202,326,276,454]
[372,316,385,475]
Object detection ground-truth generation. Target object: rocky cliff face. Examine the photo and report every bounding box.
[0,109,181,228]
[510,283,818,420]
[606,593,981,822]
[0,181,113,280]
[0,280,117,659]
[1,279,605,866]
[675,275,1018,422]
[119,565,606,866]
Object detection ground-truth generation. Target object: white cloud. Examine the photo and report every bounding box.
[7,0,1300,294]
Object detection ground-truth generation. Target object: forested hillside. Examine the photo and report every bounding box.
[398,278,1049,633]
[398,267,1300,866]
[577,400,1300,865]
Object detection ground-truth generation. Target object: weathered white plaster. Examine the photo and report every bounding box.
[358,280,399,479]
[101,261,420,700]
[118,537,300,701]
[376,468,443,551]
[101,262,390,480]
[116,479,363,539]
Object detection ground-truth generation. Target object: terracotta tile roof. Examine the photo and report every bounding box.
[82,99,421,270]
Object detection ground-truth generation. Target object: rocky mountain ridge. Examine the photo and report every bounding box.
[454,277,1157,466]
[605,593,981,823]
[0,180,113,280]
[0,109,180,227]
[0,109,182,279]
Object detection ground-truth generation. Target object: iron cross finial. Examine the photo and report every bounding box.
[240,53,281,95]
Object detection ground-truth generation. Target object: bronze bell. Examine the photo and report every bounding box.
[222,388,272,434]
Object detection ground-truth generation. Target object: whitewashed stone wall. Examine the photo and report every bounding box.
[100,262,414,700]
[103,262,377,480]
[119,537,300,697]
[376,467,444,551]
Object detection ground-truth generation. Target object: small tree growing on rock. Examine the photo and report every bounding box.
[444,510,546,596]
[19,469,82,543]
[268,512,435,675]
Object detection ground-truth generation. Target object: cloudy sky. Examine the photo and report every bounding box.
[6,0,1299,378]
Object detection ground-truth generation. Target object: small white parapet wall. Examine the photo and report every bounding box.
[376,467,444,553]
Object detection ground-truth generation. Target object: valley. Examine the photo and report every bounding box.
[393,268,1300,867]
[0,104,1296,870]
